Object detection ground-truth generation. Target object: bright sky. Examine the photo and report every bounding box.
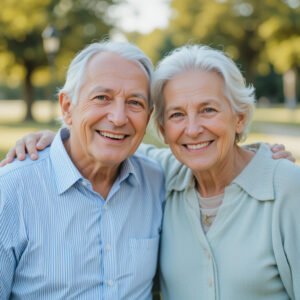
[110,0,171,34]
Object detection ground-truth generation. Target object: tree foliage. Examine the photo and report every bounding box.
[134,0,300,92]
[171,0,300,76]
[134,0,300,101]
[0,0,115,120]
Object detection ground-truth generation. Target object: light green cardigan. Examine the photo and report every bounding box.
[140,143,300,300]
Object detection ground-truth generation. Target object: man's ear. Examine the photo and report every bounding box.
[59,93,73,126]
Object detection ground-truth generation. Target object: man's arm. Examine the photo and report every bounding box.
[0,189,18,299]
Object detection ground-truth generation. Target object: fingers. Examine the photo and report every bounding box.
[0,130,56,167]
[36,130,56,150]
[15,131,52,160]
[272,151,296,163]
[0,130,55,168]
[20,131,52,159]
[15,138,29,160]
[270,143,285,153]
[270,143,296,162]
[0,148,17,167]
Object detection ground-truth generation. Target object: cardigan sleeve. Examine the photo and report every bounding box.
[272,160,300,300]
[138,144,188,190]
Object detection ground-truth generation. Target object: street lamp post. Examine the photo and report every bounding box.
[42,25,60,123]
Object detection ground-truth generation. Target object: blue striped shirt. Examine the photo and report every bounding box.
[0,130,165,300]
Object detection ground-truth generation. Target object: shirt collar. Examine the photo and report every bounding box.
[117,157,141,187]
[50,128,83,195]
[50,128,140,194]
[232,143,276,201]
[168,143,276,201]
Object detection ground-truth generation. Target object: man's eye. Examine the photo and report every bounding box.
[128,99,144,108]
[95,95,109,101]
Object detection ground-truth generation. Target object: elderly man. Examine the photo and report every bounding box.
[0,41,164,299]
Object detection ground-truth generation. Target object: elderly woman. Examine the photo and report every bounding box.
[144,45,300,299]
[2,45,299,300]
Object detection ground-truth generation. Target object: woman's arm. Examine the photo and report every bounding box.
[0,130,296,166]
[0,130,56,166]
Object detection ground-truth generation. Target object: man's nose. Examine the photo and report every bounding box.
[107,101,128,126]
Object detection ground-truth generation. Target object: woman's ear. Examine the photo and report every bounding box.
[236,113,246,134]
[59,93,73,126]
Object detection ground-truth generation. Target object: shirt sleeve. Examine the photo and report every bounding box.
[272,160,300,299]
[138,143,184,174]
[0,186,27,299]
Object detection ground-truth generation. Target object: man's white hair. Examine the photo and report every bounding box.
[59,40,154,110]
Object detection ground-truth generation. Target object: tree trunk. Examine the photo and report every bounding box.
[283,69,297,109]
[23,66,34,121]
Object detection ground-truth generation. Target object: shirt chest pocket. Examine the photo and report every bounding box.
[129,236,160,283]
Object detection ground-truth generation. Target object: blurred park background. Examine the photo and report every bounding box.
[0,0,299,164]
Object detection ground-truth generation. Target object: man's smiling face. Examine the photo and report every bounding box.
[61,51,151,168]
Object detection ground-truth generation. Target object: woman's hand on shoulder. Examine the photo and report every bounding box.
[0,130,56,167]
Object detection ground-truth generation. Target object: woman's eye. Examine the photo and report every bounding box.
[202,107,216,113]
[169,112,183,119]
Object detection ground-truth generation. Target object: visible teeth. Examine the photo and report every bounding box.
[99,131,125,139]
[186,142,210,150]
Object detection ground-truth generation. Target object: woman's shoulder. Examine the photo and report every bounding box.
[274,159,300,189]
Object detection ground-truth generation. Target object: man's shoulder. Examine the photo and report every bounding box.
[0,148,50,180]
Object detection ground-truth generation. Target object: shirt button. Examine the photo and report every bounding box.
[208,278,213,287]
[107,280,114,287]
[204,249,211,260]
[105,244,111,251]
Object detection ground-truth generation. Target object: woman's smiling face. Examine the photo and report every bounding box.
[161,69,245,173]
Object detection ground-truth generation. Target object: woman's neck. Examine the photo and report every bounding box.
[194,145,254,197]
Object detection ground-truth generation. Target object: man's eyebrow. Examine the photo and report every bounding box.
[130,93,148,101]
[88,87,148,102]
[89,87,113,94]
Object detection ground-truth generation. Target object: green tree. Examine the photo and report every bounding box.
[135,0,300,104]
[169,0,300,76]
[0,0,115,121]
[258,4,300,106]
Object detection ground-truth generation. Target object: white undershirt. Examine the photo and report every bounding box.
[197,192,224,233]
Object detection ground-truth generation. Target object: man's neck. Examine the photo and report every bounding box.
[64,138,121,199]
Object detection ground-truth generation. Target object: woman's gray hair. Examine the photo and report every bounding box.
[59,40,154,110]
[152,45,256,142]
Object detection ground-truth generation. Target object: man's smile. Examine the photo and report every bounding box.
[95,130,128,140]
